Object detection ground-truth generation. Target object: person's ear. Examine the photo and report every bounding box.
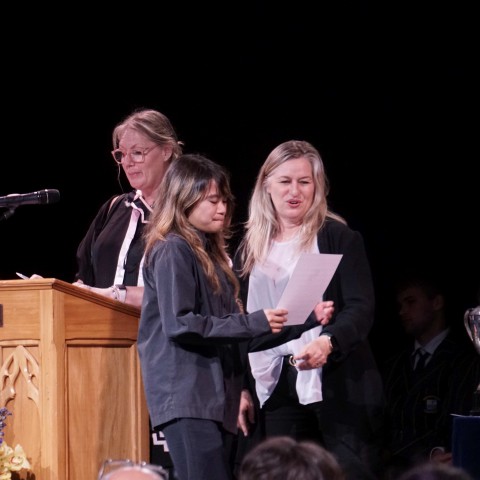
[163,145,173,162]
[432,294,444,311]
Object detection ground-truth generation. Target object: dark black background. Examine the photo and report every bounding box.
[1,3,477,361]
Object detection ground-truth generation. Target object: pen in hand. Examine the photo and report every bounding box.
[16,272,29,280]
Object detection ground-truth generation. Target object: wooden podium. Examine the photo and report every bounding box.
[0,278,149,480]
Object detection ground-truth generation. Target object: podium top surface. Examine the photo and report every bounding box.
[0,278,140,316]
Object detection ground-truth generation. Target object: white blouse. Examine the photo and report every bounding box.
[247,236,324,407]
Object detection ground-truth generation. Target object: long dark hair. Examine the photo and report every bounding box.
[144,153,239,295]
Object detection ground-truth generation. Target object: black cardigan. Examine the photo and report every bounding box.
[235,218,385,452]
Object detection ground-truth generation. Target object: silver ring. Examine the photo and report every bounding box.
[288,355,297,366]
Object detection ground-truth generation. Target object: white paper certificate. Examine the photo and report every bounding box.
[276,253,343,325]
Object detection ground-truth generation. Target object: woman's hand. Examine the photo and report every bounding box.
[264,308,288,333]
[237,389,255,436]
[314,300,334,325]
[293,335,333,370]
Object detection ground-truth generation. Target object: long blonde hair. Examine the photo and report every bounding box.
[238,140,346,276]
[144,153,239,295]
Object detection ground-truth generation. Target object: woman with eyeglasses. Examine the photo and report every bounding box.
[73,108,183,476]
[74,108,183,307]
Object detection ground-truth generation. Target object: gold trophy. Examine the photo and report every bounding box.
[464,304,480,415]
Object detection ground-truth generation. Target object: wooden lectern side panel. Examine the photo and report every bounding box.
[66,342,146,480]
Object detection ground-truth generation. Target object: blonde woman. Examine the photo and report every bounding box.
[235,140,384,480]
[74,108,183,308]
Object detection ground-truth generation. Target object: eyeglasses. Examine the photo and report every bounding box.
[111,144,161,165]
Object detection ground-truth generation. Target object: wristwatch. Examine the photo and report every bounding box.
[321,333,334,352]
[111,284,127,303]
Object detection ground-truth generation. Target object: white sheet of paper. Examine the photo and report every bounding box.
[276,253,343,325]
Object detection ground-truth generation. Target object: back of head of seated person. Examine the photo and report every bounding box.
[396,461,473,480]
[99,462,168,480]
[238,436,345,480]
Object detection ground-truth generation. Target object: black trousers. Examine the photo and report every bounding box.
[162,418,234,480]
[259,357,380,480]
[150,425,175,477]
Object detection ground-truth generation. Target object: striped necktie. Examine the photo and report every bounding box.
[414,348,430,371]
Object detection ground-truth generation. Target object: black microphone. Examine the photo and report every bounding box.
[0,189,60,208]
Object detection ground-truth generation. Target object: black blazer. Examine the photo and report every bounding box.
[235,218,385,453]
